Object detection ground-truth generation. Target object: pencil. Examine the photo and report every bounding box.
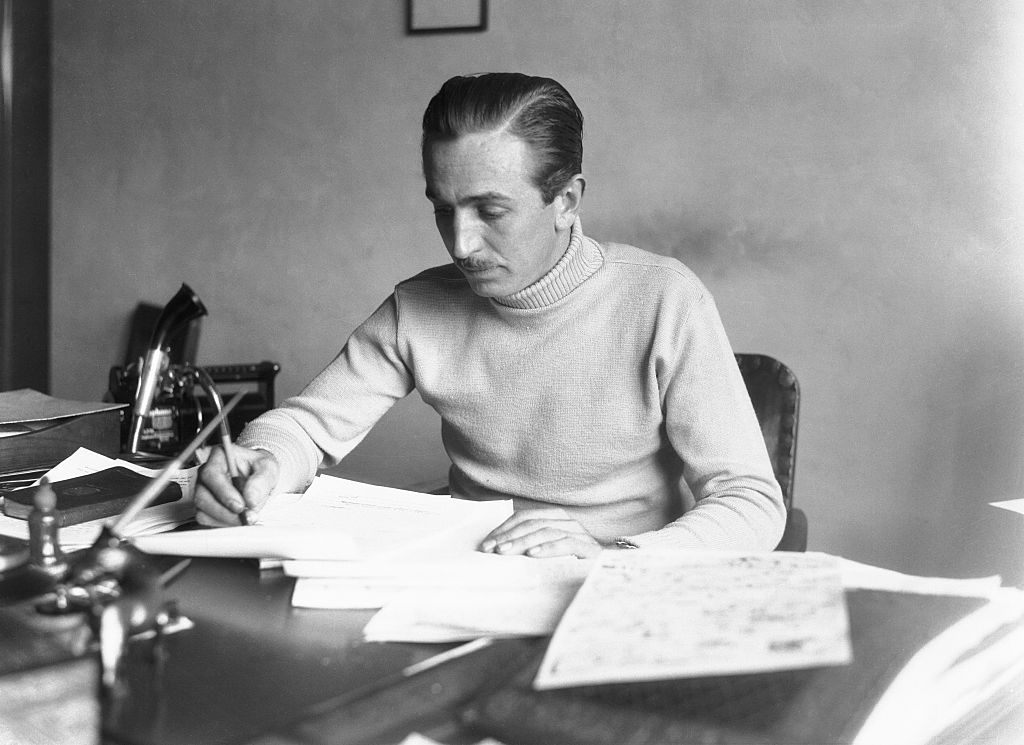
[221,439,254,525]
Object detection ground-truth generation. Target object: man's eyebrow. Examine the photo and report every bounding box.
[469,192,513,205]
[424,188,513,205]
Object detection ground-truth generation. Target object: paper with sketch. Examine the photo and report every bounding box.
[0,447,197,549]
[132,474,511,561]
[290,551,591,612]
[533,550,852,690]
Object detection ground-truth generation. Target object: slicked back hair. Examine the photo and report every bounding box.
[422,73,584,204]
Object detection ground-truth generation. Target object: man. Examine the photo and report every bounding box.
[196,73,785,558]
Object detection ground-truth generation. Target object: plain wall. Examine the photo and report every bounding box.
[49,1,1024,581]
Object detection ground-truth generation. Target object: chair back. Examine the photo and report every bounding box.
[735,353,806,550]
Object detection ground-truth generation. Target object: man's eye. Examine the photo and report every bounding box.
[479,208,507,221]
[433,206,453,217]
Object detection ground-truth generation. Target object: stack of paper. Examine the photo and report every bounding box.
[852,586,1024,745]
[132,474,512,562]
[132,473,571,640]
[0,447,198,550]
[289,552,593,641]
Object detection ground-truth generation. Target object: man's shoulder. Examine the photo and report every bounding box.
[599,240,707,296]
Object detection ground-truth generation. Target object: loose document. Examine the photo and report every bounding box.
[531,549,1018,701]
[534,550,854,689]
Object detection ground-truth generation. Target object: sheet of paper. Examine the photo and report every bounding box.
[267,477,511,559]
[837,556,1004,598]
[131,474,511,560]
[533,550,853,690]
[361,586,580,642]
[303,473,451,503]
[288,551,591,610]
[0,389,125,425]
[133,525,359,560]
[990,498,1024,516]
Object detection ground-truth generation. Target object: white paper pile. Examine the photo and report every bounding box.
[132,474,511,562]
[289,551,592,641]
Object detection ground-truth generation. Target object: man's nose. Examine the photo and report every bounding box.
[450,213,481,259]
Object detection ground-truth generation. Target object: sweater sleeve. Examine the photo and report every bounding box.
[624,292,786,551]
[237,295,414,493]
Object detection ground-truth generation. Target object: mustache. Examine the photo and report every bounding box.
[455,259,498,272]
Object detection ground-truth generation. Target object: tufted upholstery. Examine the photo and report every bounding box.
[735,353,807,551]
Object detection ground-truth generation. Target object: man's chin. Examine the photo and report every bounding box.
[467,281,504,298]
[462,270,515,298]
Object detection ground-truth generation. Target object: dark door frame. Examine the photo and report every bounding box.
[1,0,50,393]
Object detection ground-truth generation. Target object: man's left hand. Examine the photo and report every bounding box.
[479,508,603,559]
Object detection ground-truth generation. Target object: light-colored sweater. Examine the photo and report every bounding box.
[239,220,785,551]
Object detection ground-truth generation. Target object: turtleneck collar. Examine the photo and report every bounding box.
[493,218,605,310]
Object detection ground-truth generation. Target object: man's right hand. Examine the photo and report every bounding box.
[194,446,280,526]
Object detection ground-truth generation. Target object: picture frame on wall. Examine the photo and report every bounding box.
[407,0,488,35]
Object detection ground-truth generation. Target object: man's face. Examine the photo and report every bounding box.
[423,130,567,298]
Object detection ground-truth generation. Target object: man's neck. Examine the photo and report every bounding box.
[494,218,602,310]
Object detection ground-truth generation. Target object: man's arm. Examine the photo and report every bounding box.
[625,292,786,551]
[195,295,414,524]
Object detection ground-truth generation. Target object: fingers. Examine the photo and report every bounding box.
[479,509,602,559]
[194,447,278,526]
[235,450,278,516]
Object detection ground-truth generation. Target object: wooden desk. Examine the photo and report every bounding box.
[0,556,524,745]
[4,554,1024,745]
[97,557,533,745]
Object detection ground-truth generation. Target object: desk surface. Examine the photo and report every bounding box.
[0,556,532,745]
[107,557,529,745]
[4,555,1024,745]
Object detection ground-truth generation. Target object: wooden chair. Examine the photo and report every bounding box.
[735,353,807,551]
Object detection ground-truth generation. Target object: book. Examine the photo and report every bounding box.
[0,466,181,527]
[461,551,1024,745]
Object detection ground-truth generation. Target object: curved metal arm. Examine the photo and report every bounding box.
[126,284,207,454]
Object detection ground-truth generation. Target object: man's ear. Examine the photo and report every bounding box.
[554,174,586,231]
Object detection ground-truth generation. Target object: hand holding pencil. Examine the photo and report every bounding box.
[193,443,281,528]
[221,441,258,525]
